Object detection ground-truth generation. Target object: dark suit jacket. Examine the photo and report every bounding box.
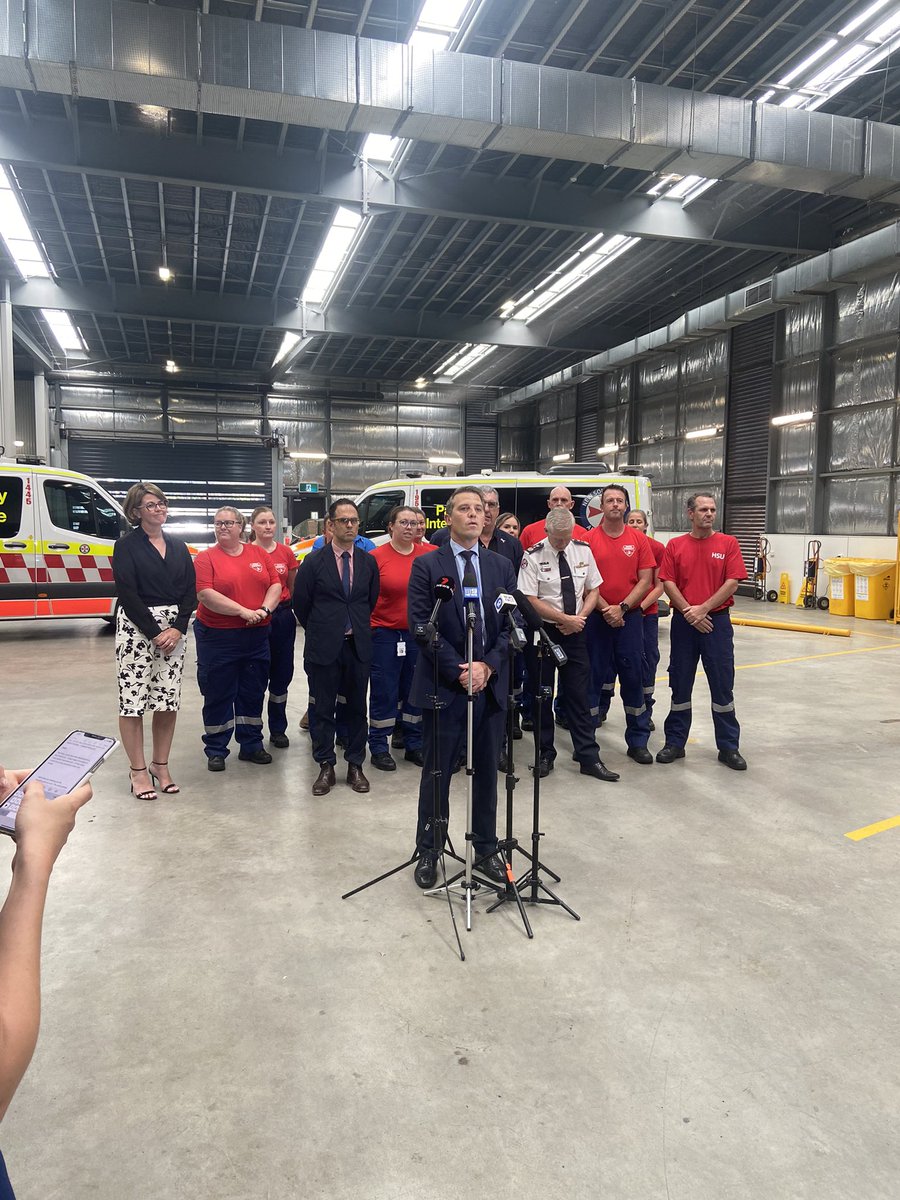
[407,542,517,711]
[428,525,523,573]
[293,545,380,666]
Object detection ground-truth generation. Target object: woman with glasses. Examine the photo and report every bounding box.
[367,506,432,772]
[248,505,298,749]
[193,507,283,772]
[112,483,196,800]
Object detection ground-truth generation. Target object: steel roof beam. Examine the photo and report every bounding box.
[0,118,830,255]
[8,277,624,353]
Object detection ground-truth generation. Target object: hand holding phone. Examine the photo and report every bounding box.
[0,731,117,840]
[0,772,92,869]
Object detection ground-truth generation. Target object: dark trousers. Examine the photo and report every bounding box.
[195,622,270,760]
[525,629,599,766]
[415,691,503,858]
[642,613,660,717]
[587,609,651,748]
[266,602,296,737]
[306,638,369,767]
[663,610,740,751]
[368,628,422,755]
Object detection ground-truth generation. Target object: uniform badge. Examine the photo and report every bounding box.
[622,542,636,558]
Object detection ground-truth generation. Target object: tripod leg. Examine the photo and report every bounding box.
[341,852,418,900]
[533,878,580,920]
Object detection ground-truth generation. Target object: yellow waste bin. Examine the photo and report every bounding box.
[850,559,896,621]
[824,558,855,617]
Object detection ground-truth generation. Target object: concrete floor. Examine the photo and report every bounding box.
[1,597,899,1199]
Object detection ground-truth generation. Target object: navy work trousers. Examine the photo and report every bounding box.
[663,609,740,751]
[195,622,270,760]
[368,628,422,756]
[266,602,296,738]
[587,609,651,748]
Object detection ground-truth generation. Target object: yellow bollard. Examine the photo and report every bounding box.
[731,616,851,637]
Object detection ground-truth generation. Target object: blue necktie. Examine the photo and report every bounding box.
[341,551,351,633]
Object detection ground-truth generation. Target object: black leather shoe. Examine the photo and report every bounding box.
[207,756,226,772]
[404,749,425,767]
[312,764,336,795]
[239,748,273,765]
[555,712,569,730]
[478,854,507,886]
[414,852,438,889]
[347,764,370,793]
[521,715,534,731]
[718,749,747,771]
[391,730,406,750]
[512,710,523,740]
[627,746,653,765]
[270,734,290,749]
[580,760,620,782]
[534,754,554,778]
[370,753,396,772]
[656,744,685,764]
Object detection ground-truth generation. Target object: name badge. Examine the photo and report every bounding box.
[396,640,406,657]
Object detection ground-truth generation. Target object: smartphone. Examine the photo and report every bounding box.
[0,731,119,837]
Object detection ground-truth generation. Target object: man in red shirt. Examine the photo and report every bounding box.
[519,486,577,551]
[656,493,748,770]
[585,485,654,762]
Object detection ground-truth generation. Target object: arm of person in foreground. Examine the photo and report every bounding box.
[0,769,92,1122]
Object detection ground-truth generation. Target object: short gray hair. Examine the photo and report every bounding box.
[546,508,575,535]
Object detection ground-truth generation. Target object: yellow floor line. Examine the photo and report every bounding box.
[653,639,900,683]
[845,815,900,842]
[848,630,900,642]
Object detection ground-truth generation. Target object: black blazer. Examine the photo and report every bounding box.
[111,528,196,640]
[407,542,516,711]
[293,545,380,666]
[428,525,524,573]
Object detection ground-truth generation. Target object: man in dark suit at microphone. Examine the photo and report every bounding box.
[407,486,517,889]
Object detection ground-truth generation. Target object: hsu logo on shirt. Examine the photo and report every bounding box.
[711,551,726,560]
[622,542,636,558]
[250,561,263,573]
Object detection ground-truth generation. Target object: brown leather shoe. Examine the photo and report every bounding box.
[312,764,335,796]
[346,764,370,794]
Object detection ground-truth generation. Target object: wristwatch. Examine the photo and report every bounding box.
[619,601,630,615]
[259,605,271,615]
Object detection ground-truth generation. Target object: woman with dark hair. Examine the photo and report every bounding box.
[248,506,298,749]
[193,507,283,772]
[112,482,196,800]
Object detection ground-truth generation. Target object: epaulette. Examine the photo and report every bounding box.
[572,538,590,546]
[527,540,545,553]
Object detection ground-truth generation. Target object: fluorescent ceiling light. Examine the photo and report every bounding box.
[139,105,168,122]
[414,377,427,388]
[684,426,721,439]
[158,265,173,282]
[506,234,639,324]
[552,452,572,462]
[427,455,463,465]
[272,332,315,367]
[772,411,814,426]
[0,167,49,278]
[165,359,178,373]
[780,39,838,85]
[289,450,328,460]
[597,443,619,456]
[435,342,497,379]
[840,0,891,36]
[302,207,362,305]
[40,309,85,353]
[14,440,23,447]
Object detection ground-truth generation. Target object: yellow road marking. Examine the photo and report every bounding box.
[653,639,900,683]
[845,815,900,842]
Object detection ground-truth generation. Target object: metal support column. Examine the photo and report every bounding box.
[0,280,16,456]
[33,372,50,462]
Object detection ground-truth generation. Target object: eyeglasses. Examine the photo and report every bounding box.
[141,501,168,512]
[394,520,417,528]
[214,520,238,528]
[332,516,360,526]
[483,500,500,508]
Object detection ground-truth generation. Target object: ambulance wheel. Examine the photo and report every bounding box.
[803,595,816,609]
[766,590,779,603]
[817,597,829,611]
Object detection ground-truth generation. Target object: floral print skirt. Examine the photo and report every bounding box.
[116,604,187,717]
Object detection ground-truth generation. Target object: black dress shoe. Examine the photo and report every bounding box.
[580,760,620,782]
[512,710,523,740]
[312,764,336,795]
[521,715,534,732]
[270,734,290,749]
[414,852,438,889]
[627,746,654,765]
[534,754,554,778]
[207,755,226,772]
[404,749,425,767]
[718,749,747,771]
[656,744,685,764]
[478,854,507,886]
[370,752,397,772]
[347,764,370,793]
[239,748,273,765]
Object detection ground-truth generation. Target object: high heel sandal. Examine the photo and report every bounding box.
[129,766,157,801]
[149,761,180,794]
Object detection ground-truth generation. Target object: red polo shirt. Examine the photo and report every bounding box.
[659,531,748,609]
[586,524,654,605]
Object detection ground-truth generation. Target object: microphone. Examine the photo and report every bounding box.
[512,588,567,666]
[415,575,456,644]
[494,590,526,652]
[461,559,479,629]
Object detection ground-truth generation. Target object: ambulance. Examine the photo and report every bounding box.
[0,459,128,621]
[352,468,655,543]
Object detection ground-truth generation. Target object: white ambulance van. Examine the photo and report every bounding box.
[0,458,128,621]
[352,469,655,543]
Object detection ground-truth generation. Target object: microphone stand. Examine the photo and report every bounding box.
[342,593,465,961]
[487,623,579,923]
